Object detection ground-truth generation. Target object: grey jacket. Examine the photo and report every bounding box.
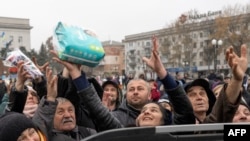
[33,97,96,141]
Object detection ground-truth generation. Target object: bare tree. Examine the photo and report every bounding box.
[45,36,63,73]
[174,9,201,71]
[211,3,250,55]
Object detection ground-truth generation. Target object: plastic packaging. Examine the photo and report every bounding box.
[53,22,105,67]
[3,49,43,78]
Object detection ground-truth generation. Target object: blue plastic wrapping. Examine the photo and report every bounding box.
[53,22,105,67]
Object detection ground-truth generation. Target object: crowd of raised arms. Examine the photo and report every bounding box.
[0,36,249,141]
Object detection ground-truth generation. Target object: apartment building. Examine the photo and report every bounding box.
[123,13,250,79]
[0,16,32,77]
[91,40,125,78]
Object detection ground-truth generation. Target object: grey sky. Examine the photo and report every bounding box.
[0,0,249,51]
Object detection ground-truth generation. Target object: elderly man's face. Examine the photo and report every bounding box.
[187,86,209,114]
[53,101,76,131]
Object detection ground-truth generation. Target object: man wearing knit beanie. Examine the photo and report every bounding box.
[0,112,40,141]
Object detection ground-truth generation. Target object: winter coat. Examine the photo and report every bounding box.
[78,80,195,132]
[203,84,241,124]
[34,73,100,130]
[33,96,96,141]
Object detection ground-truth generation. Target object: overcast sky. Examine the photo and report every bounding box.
[0,0,249,51]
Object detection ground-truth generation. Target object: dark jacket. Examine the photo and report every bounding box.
[0,81,6,101]
[164,81,195,125]
[7,85,28,113]
[33,73,99,130]
[78,79,195,132]
[33,96,96,141]
[4,87,49,140]
[111,100,140,127]
[203,84,241,124]
[0,94,8,115]
[78,84,123,131]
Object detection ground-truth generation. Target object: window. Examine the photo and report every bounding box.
[205,40,210,46]
[200,32,203,38]
[137,50,140,55]
[146,41,151,47]
[137,42,140,46]
[193,42,197,48]
[200,42,203,47]
[159,38,162,43]
[172,36,176,42]
[9,35,14,41]
[199,52,203,57]
[199,61,203,66]
[217,60,220,65]
[248,23,250,30]
[18,36,23,43]
[193,52,197,58]
[193,33,197,38]
[224,60,227,64]
[129,42,133,47]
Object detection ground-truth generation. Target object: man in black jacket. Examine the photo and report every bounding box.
[33,67,96,141]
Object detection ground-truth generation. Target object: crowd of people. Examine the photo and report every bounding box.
[0,36,250,141]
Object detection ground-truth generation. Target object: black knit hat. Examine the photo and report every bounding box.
[184,78,216,115]
[0,112,36,141]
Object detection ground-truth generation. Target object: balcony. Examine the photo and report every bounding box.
[129,70,136,75]
[129,62,136,67]
[129,49,136,54]
[143,45,151,49]
[129,54,136,60]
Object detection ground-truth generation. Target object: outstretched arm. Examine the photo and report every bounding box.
[143,36,195,125]
[225,44,248,104]
[50,50,123,131]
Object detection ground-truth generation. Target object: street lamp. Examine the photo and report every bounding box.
[182,61,189,73]
[211,39,223,73]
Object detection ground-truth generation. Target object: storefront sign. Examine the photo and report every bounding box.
[189,10,222,20]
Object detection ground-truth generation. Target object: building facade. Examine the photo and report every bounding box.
[0,16,32,77]
[123,13,250,79]
[90,40,125,79]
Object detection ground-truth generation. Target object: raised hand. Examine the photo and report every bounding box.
[226,44,248,81]
[225,44,248,104]
[32,56,49,74]
[102,93,112,111]
[46,66,58,101]
[142,35,166,79]
[15,61,32,91]
[50,50,81,79]
[32,56,49,83]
